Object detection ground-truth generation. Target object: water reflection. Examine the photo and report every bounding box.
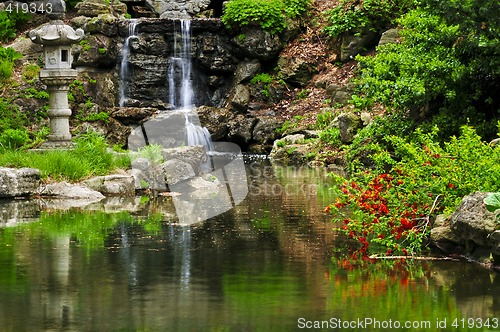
[0,160,498,331]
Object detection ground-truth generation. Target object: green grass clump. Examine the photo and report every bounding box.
[0,132,130,182]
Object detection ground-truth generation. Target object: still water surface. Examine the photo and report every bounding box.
[0,158,499,331]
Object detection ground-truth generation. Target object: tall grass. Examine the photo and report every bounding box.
[0,132,131,182]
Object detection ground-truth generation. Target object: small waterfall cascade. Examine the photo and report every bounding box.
[167,20,213,152]
[119,19,138,107]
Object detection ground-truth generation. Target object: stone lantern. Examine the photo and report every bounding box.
[29,2,84,148]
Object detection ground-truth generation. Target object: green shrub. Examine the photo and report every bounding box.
[0,10,31,42]
[0,46,22,79]
[329,125,500,257]
[354,0,499,140]
[0,128,30,150]
[222,0,286,34]
[324,0,417,38]
[222,0,310,34]
[0,99,28,132]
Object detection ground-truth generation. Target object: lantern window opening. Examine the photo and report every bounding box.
[61,49,68,63]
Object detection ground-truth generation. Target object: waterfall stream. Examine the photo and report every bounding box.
[167,19,213,152]
[119,20,138,107]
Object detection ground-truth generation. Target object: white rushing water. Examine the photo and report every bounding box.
[167,19,213,151]
[119,19,138,107]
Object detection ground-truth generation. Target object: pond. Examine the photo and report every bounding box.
[0,158,499,331]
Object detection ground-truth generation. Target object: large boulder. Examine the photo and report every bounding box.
[146,0,211,18]
[163,159,196,185]
[449,192,499,256]
[84,174,135,196]
[432,192,500,264]
[233,28,283,61]
[277,56,317,87]
[337,113,362,144]
[228,84,251,112]
[196,106,234,141]
[161,145,207,175]
[40,182,105,200]
[0,167,40,198]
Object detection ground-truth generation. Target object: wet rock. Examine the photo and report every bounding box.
[110,107,157,125]
[161,145,207,175]
[449,192,499,261]
[227,115,257,145]
[233,28,283,61]
[84,174,135,196]
[196,106,234,141]
[228,84,251,112]
[72,14,119,37]
[337,113,362,144]
[234,59,261,84]
[163,159,196,185]
[147,0,211,18]
[73,34,118,68]
[277,56,316,87]
[252,116,283,144]
[75,0,125,17]
[129,158,167,191]
[431,215,463,253]
[40,182,105,200]
[0,167,40,198]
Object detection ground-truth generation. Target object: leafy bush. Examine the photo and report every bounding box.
[324,0,417,37]
[0,99,28,132]
[222,0,311,34]
[0,46,22,79]
[0,10,31,42]
[355,0,500,140]
[328,125,500,256]
[0,128,30,150]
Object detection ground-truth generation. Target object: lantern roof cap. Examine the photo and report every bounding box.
[29,20,84,46]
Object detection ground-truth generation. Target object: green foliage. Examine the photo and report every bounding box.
[0,98,28,132]
[22,63,41,82]
[484,193,500,219]
[22,87,49,99]
[79,39,91,51]
[0,46,22,79]
[222,0,310,34]
[319,127,341,146]
[0,10,31,42]
[251,73,275,98]
[0,132,131,181]
[132,144,164,164]
[324,0,418,37]
[77,111,110,123]
[330,125,500,256]
[296,89,309,99]
[250,73,274,84]
[0,128,30,150]
[355,0,500,140]
[283,0,311,18]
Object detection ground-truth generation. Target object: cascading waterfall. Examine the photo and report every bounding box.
[167,20,213,152]
[119,19,138,107]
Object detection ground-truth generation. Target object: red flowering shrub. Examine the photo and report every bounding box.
[328,125,500,257]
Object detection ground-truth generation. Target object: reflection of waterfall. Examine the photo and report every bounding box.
[119,20,138,107]
[167,20,213,151]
